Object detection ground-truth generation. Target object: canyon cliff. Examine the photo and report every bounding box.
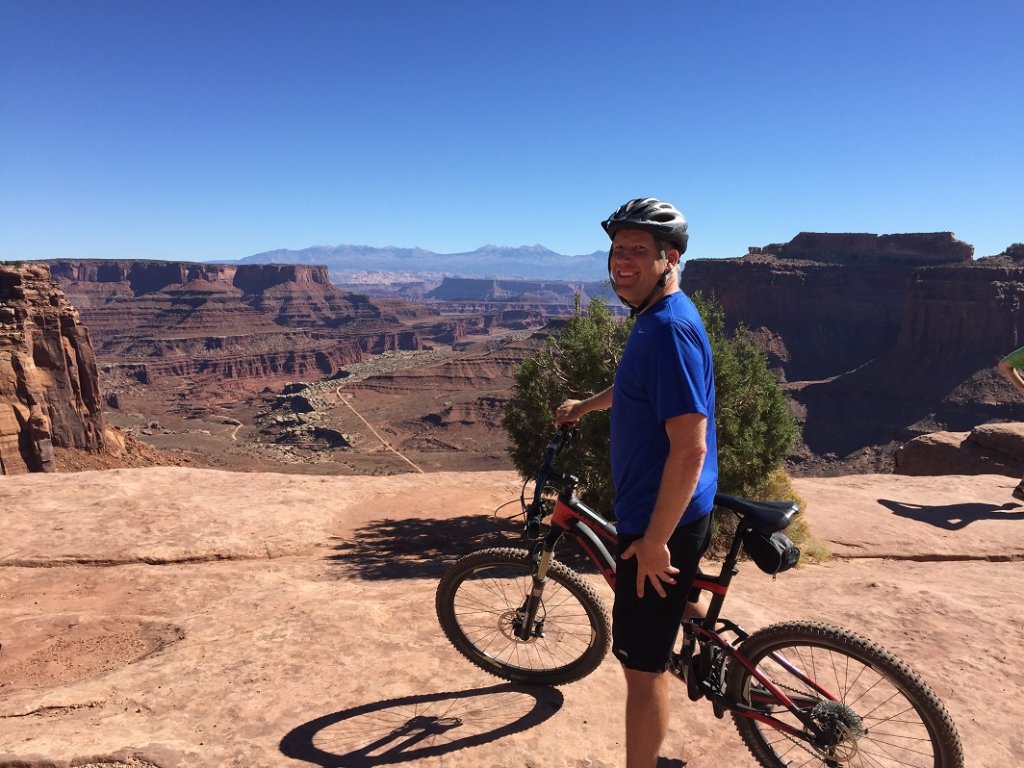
[0,263,106,473]
[426,277,609,304]
[19,234,1024,476]
[37,259,541,474]
[682,234,1024,468]
[46,260,467,391]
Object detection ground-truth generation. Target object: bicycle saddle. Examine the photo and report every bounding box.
[713,493,799,534]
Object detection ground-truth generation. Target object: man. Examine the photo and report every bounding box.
[555,198,718,768]
[996,346,1024,500]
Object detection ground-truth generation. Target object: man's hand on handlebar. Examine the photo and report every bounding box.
[555,387,613,427]
[555,399,585,427]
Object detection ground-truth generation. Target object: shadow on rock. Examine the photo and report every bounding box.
[326,514,520,579]
[327,514,599,580]
[878,498,1024,531]
[279,683,563,767]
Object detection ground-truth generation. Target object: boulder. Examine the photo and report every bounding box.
[967,422,1024,460]
[894,422,1024,477]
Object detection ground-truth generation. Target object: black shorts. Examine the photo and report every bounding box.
[612,513,712,673]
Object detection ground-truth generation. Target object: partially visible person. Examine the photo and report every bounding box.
[996,345,1024,500]
[555,197,717,768]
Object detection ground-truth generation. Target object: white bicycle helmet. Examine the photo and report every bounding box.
[602,197,689,315]
[601,197,688,254]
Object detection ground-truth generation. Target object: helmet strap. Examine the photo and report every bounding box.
[609,250,674,317]
[626,267,672,317]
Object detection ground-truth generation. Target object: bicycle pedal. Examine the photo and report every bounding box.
[668,656,687,683]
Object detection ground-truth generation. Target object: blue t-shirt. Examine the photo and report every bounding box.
[610,291,718,536]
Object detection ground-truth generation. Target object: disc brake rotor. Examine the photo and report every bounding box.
[498,609,538,644]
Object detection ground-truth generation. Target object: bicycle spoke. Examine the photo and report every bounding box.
[436,549,610,684]
[726,622,963,767]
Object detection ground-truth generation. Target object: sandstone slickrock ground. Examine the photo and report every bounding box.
[2,469,1023,767]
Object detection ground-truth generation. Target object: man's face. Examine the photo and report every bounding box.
[610,229,675,307]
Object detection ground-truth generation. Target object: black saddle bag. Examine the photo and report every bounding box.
[742,529,800,575]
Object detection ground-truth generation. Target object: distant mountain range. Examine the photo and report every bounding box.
[240,244,609,281]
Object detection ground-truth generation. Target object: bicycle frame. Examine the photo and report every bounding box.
[523,430,834,745]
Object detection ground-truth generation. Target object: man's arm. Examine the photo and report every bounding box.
[621,412,707,598]
[555,386,613,426]
[997,359,1024,395]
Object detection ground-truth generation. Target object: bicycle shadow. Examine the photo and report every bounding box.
[279,683,564,766]
[327,514,600,580]
[878,497,1024,531]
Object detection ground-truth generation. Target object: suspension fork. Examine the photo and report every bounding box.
[515,528,567,641]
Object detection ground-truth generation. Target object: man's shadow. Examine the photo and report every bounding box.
[280,683,563,766]
[878,498,1024,531]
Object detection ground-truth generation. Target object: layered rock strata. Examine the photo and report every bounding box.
[427,277,608,303]
[47,260,454,391]
[682,232,976,382]
[682,234,1024,466]
[0,263,105,473]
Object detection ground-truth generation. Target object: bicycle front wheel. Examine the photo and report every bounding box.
[725,621,964,768]
[435,547,610,686]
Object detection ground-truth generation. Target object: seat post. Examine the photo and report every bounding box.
[699,515,747,630]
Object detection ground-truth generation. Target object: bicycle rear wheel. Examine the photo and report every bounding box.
[435,547,610,686]
[725,621,964,768]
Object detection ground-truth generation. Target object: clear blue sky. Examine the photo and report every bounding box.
[2,0,1021,263]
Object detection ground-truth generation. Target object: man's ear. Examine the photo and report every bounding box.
[664,247,681,267]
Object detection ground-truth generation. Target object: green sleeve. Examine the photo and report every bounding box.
[1002,346,1024,369]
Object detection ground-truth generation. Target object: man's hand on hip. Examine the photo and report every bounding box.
[621,536,679,598]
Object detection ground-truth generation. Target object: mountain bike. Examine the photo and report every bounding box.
[435,429,965,767]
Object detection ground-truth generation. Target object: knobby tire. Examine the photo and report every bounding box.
[435,547,611,686]
[725,621,964,768]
